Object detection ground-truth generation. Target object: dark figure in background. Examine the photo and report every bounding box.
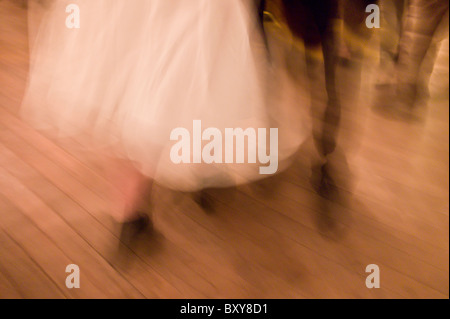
[278,0,376,196]
[281,0,341,195]
[375,0,449,119]
[396,0,449,113]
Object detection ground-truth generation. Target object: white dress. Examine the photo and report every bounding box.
[22,0,309,191]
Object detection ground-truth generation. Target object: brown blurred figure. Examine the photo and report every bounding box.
[396,0,449,112]
[377,0,406,85]
[376,0,449,117]
[277,0,375,196]
[280,0,341,195]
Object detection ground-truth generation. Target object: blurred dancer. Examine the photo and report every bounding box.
[22,0,306,240]
[278,0,377,195]
[375,0,449,117]
[395,0,449,113]
[376,0,405,86]
[280,0,341,194]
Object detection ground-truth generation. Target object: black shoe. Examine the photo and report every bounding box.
[311,163,338,199]
[194,190,215,213]
[119,212,151,245]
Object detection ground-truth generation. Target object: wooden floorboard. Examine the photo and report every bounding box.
[0,0,448,298]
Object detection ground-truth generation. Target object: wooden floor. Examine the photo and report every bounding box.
[0,0,448,298]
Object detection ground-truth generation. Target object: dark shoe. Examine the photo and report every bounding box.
[119,212,151,245]
[311,163,339,199]
[194,190,215,213]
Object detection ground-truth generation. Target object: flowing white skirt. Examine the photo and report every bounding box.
[22,0,309,191]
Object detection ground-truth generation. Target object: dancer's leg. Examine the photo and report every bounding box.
[108,158,152,223]
[396,0,449,109]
